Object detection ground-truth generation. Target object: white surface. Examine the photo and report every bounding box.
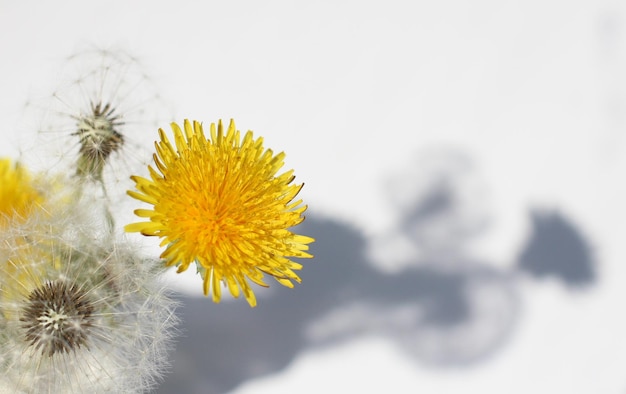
[1,1,626,393]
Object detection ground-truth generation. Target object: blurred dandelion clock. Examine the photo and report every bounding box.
[0,170,178,393]
[21,48,172,201]
[125,119,315,307]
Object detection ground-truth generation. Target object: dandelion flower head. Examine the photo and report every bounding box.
[0,158,42,227]
[126,119,314,307]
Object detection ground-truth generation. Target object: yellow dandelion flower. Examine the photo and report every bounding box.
[125,119,314,307]
[0,158,43,227]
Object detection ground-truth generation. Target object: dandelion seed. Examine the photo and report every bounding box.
[125,119,315,307]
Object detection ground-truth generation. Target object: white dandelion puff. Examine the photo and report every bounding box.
[0,176,178,393]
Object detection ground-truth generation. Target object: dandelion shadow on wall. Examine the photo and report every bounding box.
[158,215,376,394]
[517,209,596,287]
[359,147,521,366]
[158,148,595,394]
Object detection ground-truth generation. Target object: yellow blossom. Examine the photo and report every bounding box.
[125,119,314,307]
[0,158,43,227]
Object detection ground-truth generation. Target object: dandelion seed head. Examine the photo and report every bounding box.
[20,280,94,357]
[0,186,178,393]
[74,101,125,181]
[19,47,172,202]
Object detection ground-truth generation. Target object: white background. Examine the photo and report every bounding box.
[1,1,626,393]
